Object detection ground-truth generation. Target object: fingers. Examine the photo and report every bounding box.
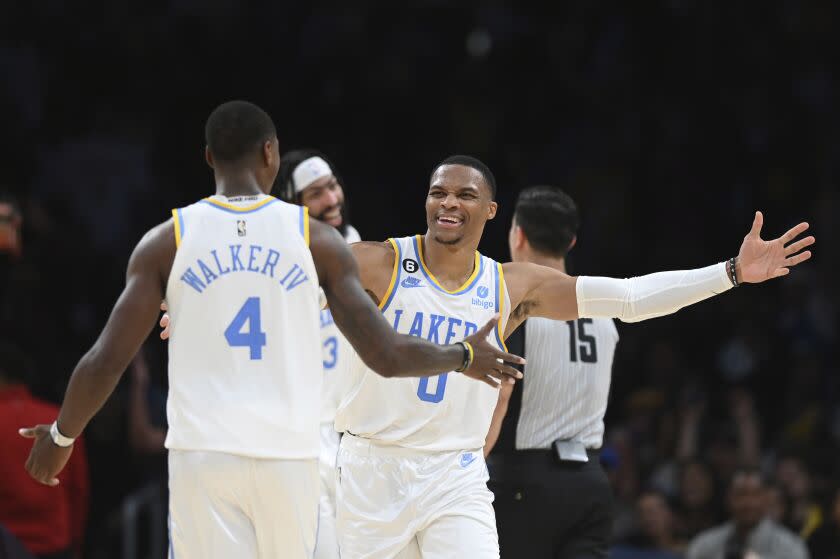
[160,301,168,312]
[495,350,526,367]
[783,250,812,267]
[780,221,810,244]
[159,313,171,340]
[19,424,49,439]
[748,211,763,238]
[495,361,523,379]
[772,267,790,278]
[472,315,500,339]
[477,375,502,389]
[784,235,815,256]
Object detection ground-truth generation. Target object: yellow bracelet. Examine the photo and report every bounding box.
[455,341,474,372]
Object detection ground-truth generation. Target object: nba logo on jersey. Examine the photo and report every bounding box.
[237,220,246,236]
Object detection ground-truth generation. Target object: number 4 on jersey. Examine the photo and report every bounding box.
[225,297,267,360]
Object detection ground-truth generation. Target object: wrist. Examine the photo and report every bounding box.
[454,341,474,372]
[50,421,75,447]
[726,257,741,287]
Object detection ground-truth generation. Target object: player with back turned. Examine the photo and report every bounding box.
[18,102,524,559]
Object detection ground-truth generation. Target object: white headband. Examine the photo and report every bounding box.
[292,156,333,193]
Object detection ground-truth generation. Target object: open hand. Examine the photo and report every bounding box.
[460,316,525,388]
[19,425,73,487]
[737,212,814,283]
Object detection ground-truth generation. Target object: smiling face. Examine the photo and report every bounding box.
[425,164,497,246]
[300,174,345,228]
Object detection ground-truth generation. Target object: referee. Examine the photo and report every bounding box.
[486,186,620,559]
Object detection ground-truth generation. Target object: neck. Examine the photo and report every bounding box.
[214,169,265,198]
[422,231,478,287]
[524,250,567,273]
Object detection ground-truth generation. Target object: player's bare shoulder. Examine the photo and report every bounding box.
[351,241,396,305]
[501,261,577,333]
[131,218,178,287]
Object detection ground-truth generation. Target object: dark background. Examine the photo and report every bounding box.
[0,1,837,557]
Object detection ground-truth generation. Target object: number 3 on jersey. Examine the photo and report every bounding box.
[225,297,267,360]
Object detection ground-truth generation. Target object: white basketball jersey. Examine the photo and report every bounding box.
[165,194,322,459]
[320,308,355,423]
[318,225,361,424]
[334,235,510,451]
[516,317,618,449]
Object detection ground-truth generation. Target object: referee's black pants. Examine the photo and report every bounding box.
[488,449,613,559]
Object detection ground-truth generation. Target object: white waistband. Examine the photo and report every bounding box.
[340,433,481,458]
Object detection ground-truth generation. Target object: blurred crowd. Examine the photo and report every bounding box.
[0,0,837,557]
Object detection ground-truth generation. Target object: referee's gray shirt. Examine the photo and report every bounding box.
[515,317,619,450]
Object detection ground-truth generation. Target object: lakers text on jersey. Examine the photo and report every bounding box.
[334,235,510,452]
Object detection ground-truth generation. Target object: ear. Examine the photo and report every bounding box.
[205,146,214,169]
[487,200,498,220]
[513,224,527,251]
[568,235,577,252]
[262,139,275,167]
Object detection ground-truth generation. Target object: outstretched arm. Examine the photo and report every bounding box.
[505,212,814,332]
[309,220,524,384]
[21,221,175,485]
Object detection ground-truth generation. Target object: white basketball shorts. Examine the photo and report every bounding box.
[336,434,499,559]
[168,450,319,559]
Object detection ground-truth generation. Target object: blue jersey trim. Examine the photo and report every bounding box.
[493,261,506,350]
[299,206,305,239]
[380,239,402,313]
[177,208,186,241]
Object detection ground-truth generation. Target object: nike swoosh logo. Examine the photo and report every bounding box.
[460,455,478,468]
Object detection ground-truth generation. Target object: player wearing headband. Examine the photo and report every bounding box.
[158,153,814,558]
[276,150,360,559]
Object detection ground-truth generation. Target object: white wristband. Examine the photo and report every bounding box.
[576,262,732,323]
[50,421,75,447]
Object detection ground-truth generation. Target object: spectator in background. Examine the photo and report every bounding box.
[686,469,809,559]
[0,196,23,312]
[612,490,686,558]
[764,481,788,526]
[807,485,840,559]
[0,342,89,559]
[675,460,724,541]
[775,454,821,538]
[0,196,22,257]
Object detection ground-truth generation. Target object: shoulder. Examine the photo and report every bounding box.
[137,218,177,257]
[762,521,808,554]
[597,317,620,340]
[128,218,178,283]
[688,523,731,552]
[351,240,396,268]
